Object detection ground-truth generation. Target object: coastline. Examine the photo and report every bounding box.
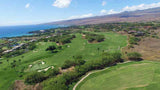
[0,24,65,39]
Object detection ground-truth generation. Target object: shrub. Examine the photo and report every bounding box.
[60,38,71,44]
[57,46,62,50]
[46,45,56,51]
[0,62,2,64]
[61,59,85,69]
[42,76,67,90]
[127,52,142,61]
[45,67,59,78]
[84,33,105,43]
[96,35,105,42]
[129,37,141,45]
[128,44,134,49]
[61,60,76,69]
[25,72,46,84]
[46,45,58,53]
[28,43,36,50]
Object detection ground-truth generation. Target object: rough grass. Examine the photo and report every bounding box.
[0,32,127,90]
[77,61,160,90]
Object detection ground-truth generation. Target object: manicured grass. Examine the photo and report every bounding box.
[43,32,127,66]
[77,61,160,90]
[0,32,127,90]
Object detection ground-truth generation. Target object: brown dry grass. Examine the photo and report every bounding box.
[123,37,160,60]
[13,80,42,90]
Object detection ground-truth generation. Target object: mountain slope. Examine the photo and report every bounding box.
[45,7,160,25]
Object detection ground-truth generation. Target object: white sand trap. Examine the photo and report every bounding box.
[37,70,43,72]
[37,66,54,72]
[42,61,45,65]
[51,66,54,69]
[29,65,32,68]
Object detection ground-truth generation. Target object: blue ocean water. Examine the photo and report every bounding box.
[0,25,62,38]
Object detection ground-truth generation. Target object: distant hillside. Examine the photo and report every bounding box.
[45,7,160,25]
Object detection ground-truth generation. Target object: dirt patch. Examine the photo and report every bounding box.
[56,43,63,46]
[117,31,128,36]
[13,80,42,90]
[88,40,99,44]
[123,37,160,60]
[82,34,86,39]
[60,66,75,73]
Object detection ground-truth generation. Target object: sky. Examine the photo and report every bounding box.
[1,0,160,26]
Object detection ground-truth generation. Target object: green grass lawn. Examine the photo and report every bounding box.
[0,32,127,90]
[0,42,55,90]
[43,32,127,66]
[77,61,160,90]
[0,39,4,43]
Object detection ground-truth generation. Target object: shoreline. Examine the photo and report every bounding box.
[0,24,66,39]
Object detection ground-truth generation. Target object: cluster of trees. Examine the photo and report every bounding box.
[55,35,76,45]
[129,37,141,45]
[83,32,105,43]
[41,35,76,45]
[42,52,122,90]
[46,45,62,53]
[25,67,59,84]
[127,52,142,61]
[61,55,85,69]
[28,43,37,50]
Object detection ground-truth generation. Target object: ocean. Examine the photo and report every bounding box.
[0,25,63,38]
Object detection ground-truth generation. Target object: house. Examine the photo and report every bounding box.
[128,30,137,34]
[135,31,145,36]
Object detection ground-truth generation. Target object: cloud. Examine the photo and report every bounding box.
[100,9,107,14]
[122,2,160,11]
[100,9,119,15]
[102,1,106,6]
[108,9,119,14]
[100,2,160,15]
[53,0,72,8]
[68,13,93,19]
[25,3,30,8]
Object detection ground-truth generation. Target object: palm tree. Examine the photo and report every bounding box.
[97,48,100,55]
[19,59,21,64]
[6,59,9,64]
[13,60,16,63]
[21,56,24,58]
[11,62,16,71]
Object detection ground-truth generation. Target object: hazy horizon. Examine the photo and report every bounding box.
[1,0,160,26]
